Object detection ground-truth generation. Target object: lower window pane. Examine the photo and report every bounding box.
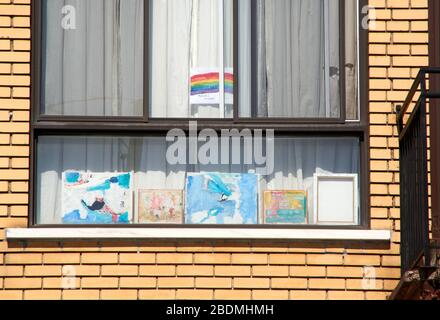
[36,135,360,226]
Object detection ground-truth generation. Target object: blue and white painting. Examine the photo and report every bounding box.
[61,171,133,224]
[185,172,258,224]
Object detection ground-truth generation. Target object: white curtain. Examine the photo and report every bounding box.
[150,0,233,118]
[37,136,359,224]
[42,0,144,116]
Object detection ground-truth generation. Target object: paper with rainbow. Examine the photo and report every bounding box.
[190,67,233,105]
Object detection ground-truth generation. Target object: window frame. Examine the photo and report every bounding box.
[29,0,370,229]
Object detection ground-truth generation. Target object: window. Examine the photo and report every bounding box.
[32,0,368,228]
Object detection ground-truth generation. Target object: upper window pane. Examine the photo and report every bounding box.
[149,0,234,119]
[238,0,345,119]
[41,0,144,117]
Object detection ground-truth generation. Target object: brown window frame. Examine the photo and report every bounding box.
[29,0,370,230]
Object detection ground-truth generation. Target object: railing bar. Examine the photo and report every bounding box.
[419,96,431,269]
[398,97,423,139]
[397,70,422,124]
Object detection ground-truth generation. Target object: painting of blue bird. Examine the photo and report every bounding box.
[185,172,258,224]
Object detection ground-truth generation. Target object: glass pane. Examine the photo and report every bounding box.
[239,0,341,119]
[41,0,144,117]
[149,0,233,118]
[36,135,360,226]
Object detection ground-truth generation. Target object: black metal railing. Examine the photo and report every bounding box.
[396,67,440,276]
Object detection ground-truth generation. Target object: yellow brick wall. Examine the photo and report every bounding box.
[0,0,429,300]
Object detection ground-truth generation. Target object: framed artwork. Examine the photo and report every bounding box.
[185,172,258,224]
[137,189,184,224]
[263,190,307,224]
[313,173,359,225]
[61,171,133,224]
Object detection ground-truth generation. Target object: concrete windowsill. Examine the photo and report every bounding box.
[5,228,392,242]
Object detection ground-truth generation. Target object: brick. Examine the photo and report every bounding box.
[10,157,28,168]
[344,255,381,266]
[176,265,214,277]
[101,290,138,300]
[195,277,232,289]
[271,278,308,289]
[4,277,42,289]
[24,290,61,300]
[24,265,62,277]
[139,289,175,300]
[139,265,175,277]
[307,254,343,265]
[101,265,138,276]
[81,253,118,264]
[289,266,326,277]
[5,253,42,264]
[0,290,23,300]
[81,278,119,289]
[157,253,192,264]
[291,290,327,300]
[269,254,305,265]
[252,266,289,277]
[194,253,231,264]
[119,253,155,264]
[381,255,401,267]
[215,290,252,300]
[120,277,156,289]
[62,290,100,300]
[234,278,270,289]
[157,277,194,288]
[214,265,251,277]
[176,289,213,300]
[327,266,364,278]
[43,253,80,264]
[252,290,289,300]
[231,254,268,265]
[0,265,23,276]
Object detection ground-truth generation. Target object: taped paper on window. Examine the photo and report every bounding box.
[190,68,233,105]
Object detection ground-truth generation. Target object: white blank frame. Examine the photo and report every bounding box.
[313,174,359,225]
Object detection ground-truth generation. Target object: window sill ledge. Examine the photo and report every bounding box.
[6,228,392,242]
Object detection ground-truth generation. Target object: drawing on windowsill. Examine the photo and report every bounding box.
[185,172,258,224]
[138,189,184,224]
[263,190,307,224]
[61,171,133,224]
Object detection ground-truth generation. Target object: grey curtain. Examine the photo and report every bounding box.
[239,0,351,118]
[42,0,144,116]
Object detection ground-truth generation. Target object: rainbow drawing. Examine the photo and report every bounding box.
[225,72,234,94]
[190,70,234,96]
[191,72,220,96]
